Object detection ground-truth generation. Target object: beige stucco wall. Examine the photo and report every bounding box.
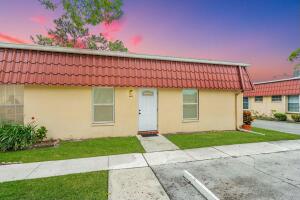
[24,86,138,139]
[248,96,286,117]
[24,85,242,139]
[158,89,242,134]
[247,96,300,120]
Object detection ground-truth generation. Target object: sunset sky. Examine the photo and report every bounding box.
[0,0,299,81]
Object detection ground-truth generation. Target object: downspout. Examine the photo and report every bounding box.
[234,92,242,130]
[236,66,245,130]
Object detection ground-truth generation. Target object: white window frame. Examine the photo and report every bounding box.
[92,87,115,124]
[243,97,249,110]
[0,85,24,124]
[255,96,263,103]
[271,95,282,102]
[182,89,199,121]
[287,95,300,113]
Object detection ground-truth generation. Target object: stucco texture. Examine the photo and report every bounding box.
[24,86,242,139]
[247,96,298,120]
[158,88,242,134]
[248,96,286,117]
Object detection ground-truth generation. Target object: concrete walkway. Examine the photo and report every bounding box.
[1,140,300,183]
[0,153,147,182]
[137,134,179,152]
[253,119,300,134]
[109,167,170,200]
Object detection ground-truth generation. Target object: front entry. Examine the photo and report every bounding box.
[138,88,157,131]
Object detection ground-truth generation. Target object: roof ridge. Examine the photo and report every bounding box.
[0,42,250,67]
[254,77,300,85]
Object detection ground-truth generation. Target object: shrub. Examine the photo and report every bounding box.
[243,111,254,125]
[0,122,47,152]
[291,114,300,122]
[36,126,48,142]
[273,113,287,121]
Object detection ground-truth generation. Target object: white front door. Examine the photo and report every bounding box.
[138,88,157,131]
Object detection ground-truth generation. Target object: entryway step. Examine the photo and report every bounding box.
[138,130,159,136]
[137,134,179,153]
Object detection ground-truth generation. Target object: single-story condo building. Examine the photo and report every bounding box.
[243,77,300,119]
[0,42,253,139]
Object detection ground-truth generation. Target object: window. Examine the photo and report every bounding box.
[272,95,282,102]
[93,87,114,123]
[0,85,24,124]
[243,97,249,109]
[255,96,263,102]
[183,89,198,120]
[288,95,299,113]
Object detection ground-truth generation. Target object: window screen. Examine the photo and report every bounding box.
[272,95,282,102]
[0,85,24,124]
[243,97,249,109]
[255,96,263,102]
[93,88,114,122]
[183,89,198,120]
[288,95,299,113]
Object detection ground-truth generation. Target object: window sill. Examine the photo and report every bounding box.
[91,122,115,127]
[287,112,300,114]
[182,119,199,123]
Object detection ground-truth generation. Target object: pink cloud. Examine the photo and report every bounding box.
[101,19,125,41]
[30,15,47,25]
[0,33,27,44]
[130,35,143,46]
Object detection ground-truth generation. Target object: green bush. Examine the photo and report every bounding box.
[273,113,287,121]
[36,126,48,142]
[0,122,47,152]
[291,114,300,122]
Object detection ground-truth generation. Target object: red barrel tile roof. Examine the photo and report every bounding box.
[0,43,253,90]
[244,78,300,97]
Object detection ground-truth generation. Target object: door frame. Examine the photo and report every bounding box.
[138,88,158,131]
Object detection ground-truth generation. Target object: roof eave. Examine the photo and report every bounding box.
[0,42,250,67]
[254,77,300,85]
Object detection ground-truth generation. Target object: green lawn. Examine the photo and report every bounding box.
[0,136,144,163]
[165,127,300,149]
[0,171,108,200]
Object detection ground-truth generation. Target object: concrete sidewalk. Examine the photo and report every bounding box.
[0,153,147,182]
[137,134,179,152]
[1,139,300,183]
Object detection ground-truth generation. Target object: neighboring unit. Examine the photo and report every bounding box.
[0,43,253,139]
[243,77,300,120]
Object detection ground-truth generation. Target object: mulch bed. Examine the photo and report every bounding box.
[32,139,60,149]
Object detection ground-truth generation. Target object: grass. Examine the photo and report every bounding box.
[165,127,300,149]
[0,136,145,163]
[0,171,108,200]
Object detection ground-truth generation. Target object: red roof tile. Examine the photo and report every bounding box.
[244,78,300,97]
[0,45,253,90]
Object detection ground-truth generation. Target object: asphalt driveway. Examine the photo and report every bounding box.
[253,119,300,134]
[152,150,300,200]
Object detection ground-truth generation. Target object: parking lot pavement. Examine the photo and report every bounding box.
[253,119,300,134]
[108,167,170,200]
[152,150,300,200]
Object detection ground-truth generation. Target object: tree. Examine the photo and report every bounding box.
[288,48,300,77]
[32,0,127,52]
[288,48,300,62]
